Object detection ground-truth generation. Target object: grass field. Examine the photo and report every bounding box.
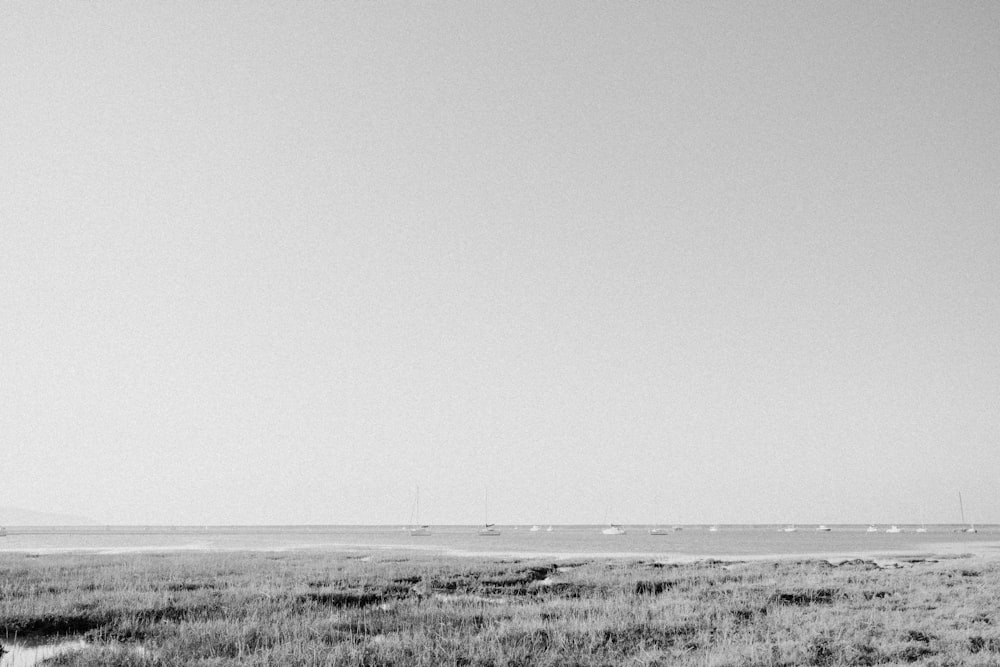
[2,550,1000,665]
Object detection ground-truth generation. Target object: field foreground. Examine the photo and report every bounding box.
[3,551,1000,666]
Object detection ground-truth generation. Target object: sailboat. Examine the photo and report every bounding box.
[885,525,902,534]
[602,524,626,535]
[782,525,797,532]
[478,490,500,536]
[866,524,878,533]
[815,525,832,532]
[408,486,431,536]
[959,492,977,533]
[649,526,672,535]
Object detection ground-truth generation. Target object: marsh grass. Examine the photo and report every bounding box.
[3,552,1000,665]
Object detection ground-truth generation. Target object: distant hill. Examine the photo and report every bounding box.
[0,506,99,526]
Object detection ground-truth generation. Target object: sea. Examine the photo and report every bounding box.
[2,525,998,562]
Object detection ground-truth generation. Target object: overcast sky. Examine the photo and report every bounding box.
[2,2,997,525]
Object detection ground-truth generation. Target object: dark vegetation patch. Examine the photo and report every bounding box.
[300,591,384,608]
[538,582,596,599]
[840,642,882,666]
[779,560,835,572]
[807,636,836,665]
[894,644,935,662]
[625,560,680,571]
[905,630,934,643]
[166,582,217,592]
[478,565,556,594]
[961,569,982,577]
[373,583,413,597]
[731,605,767,624]
[89,603,230,641]
[596,623,699,652]
[633,580,676,595]
[555,562,587,569]
[861,590,892,600]
[773,588,841,606]
[1,613,107,636]
[835,559,881,570]
[968,636,1000,654]
[326,617,405,639]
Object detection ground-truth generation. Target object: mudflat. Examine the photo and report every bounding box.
[2,550,999,665]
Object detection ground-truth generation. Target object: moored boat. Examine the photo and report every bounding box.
[478,490,501,536]
[959,493,977,533]
[409,486,431,536]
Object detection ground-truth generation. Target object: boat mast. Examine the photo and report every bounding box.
[414,485,421,526]
[959,492,966,525]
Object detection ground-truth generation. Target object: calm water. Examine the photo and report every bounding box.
[0,638,147,667]
[2,525,997,560]
[0,638,86,667]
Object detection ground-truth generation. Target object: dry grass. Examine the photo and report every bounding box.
[2,551,1000,665]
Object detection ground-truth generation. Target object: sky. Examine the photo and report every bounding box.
[1,2,997,526]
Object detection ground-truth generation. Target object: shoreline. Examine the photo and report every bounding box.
[3,539,999,564]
